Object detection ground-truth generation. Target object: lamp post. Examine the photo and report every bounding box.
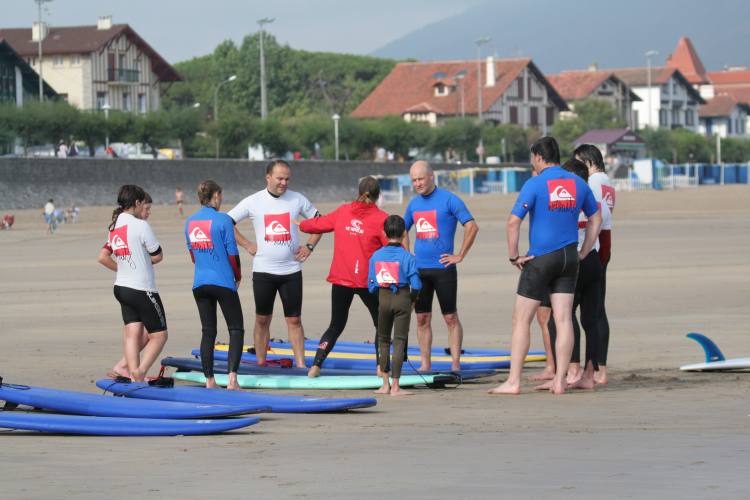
[257,17,275,120]
[34,0,53,101]
[454,70,467,118]
[101,103,111,151]
[645,50,658,129]
[332,113,340,161]
[475,37,491,164]
[213,75,237,159]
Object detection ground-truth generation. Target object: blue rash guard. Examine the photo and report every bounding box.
[403,187,474,269]
[511,165,599,257]
[185,206,240,291]
[368,244,422,294]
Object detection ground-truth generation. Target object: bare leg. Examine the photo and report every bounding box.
[307,365,321,378]
[389,378,413,396]
[136,330,168,378]
[205,377,219,389]
[253,314,272,365]
[549,293,575,395]
[226,371,240,390]
[569,361,596,390]
[123,323,144,381]
[111,328,149,377]
[488,295,539,395]
[529,306,555,381]
[595,365,608,385]
[374,371,390,394]
[444,312,463,371]
[285,316,307,368]
[415,312,433,371]
[567,362,583,384]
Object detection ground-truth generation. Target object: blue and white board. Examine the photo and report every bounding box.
[0,383,269,418]
[680,332,750,371]
[266,339,542,357]
[95,380,376,413]
[0,412,259,436]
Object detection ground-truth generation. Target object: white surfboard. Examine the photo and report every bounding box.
[679,332,750,371]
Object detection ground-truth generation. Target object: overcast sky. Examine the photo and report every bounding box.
[4,0,486,62]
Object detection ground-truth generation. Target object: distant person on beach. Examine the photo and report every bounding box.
[489,136,601,396]
[97,186,167,382]
[368,215,422,396]
[57,141,68,158]
[403,160,479,372]
[175,187,185,217]
[1,214,14,230]
[298,176,389,377]
[186,180,244,390]
[228,159,322,368]
[43,199,56,235]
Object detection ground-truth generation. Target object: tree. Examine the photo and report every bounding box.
[74,111,107,156]
[429,119,480,161]
[213,112,256,158]
[256,118,292,157]
[37,101,79,151]
[552,98,626,157]
[717,137,750,163]
[482,124,530,162]
[167,107,204,158]
[129,112,171,158]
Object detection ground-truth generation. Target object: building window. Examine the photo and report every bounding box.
[122,92,131,112]
[96,92,108,109]
[138,93,147,113]
[517,79,524,99]
[530,107,539,126]
[434,84,449,97]
[659,109,668,127]
[686,109,694,126]
[546,107,554,126]
[509,106,518,124]
[59,93,69,102]
[53,56,64,67]
[118,54,126,69]
[672,108,681,124]
[71,55,81,65]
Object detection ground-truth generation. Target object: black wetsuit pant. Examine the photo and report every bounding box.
[312,284,380,368]
[597,260,610,366]
[377,287,412,379]
[193,285,244,378]
[549,250,602,370]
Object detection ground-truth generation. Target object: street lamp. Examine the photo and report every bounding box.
[213,74,237,158]
[332,113,341,161]
[101,103,111,151]
[258,17,275,120]
[475,36,491,164]
[34,0,53,101]
[454,70,467,118]
[645,50,658,129]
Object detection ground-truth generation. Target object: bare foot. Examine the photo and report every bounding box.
[533,380,554,391]
[130,368,145,382]
[550,380,566,395]
[488,381,521,395]
[417,363,432,372]
[295,363,307,369]
[594,367,608,385]
[226,383,241,391]
[450,364,461,372]
[566,364,582,384]
[568,375,595,390]
[205,378,219,389]
[307,366,321,378]
[374,385,390,394]
[529,368,555,381]
[389,388,413,396]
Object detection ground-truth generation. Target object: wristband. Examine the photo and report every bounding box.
[306,243,315,252]
[509,256,519,263]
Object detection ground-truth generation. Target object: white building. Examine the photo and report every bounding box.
[699,94,749,138]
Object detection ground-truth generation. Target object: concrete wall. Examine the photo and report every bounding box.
[0,158,467,210]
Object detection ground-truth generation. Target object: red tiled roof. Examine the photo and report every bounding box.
[666,37,709,85]
[547,70,640,102]
[351,58,567,119]
[573,128,643,146]
[708,70,750,85]
[0,24,181,82]
[404,102,445,114]
[612,66,704,103]
[712,85,750,105]
[699,94,750,117]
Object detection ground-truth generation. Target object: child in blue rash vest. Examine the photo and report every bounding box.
[368,215,422,396]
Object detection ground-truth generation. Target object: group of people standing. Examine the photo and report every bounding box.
[98,137,614,396]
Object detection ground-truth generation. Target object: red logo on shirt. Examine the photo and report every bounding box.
[375,261,399,286]
[414,210,438,239]
[108,226,130,257]
[264,213,291,242]
[601,185,616,212]
[547,180,577,210]
[188,220,213,250]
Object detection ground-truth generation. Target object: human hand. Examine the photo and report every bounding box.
[295,245,312,262]
[439,253,463,266]
[511,255,534,270]
[243,241,257,256]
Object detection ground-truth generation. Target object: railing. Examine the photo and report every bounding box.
[107,68,139,83]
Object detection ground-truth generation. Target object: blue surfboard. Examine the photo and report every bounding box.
[266,339,540,357]
[0,383,269,418]
[95,380,377,413]
[0,412,259,436]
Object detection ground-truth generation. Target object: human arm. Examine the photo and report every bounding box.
[367,258,378,294]
[234,226,257,256]
[439,219,479,266]
[506,214,533,270]
[579,187,602,260]
[97,246,117,271]
[142,222,163,265]
[294,202,323,262]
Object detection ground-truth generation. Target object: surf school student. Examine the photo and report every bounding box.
[298,176,389,377]
[97,185,168,382]
[228,159,321,368]
[489,137,601,396]
[368,215,422,396]
[185,181,244,390]
[404,160,479,372]
[574,144,614,384]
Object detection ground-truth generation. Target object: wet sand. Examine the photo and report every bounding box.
[1,185,749,499]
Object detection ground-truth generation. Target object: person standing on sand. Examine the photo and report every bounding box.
[175,187,185,217]
[489,137,600,396]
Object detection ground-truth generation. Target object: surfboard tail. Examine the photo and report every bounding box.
[686,332,726,363]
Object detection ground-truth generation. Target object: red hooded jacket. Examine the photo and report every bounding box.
[300,201,389,288]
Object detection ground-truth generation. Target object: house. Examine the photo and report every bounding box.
[573,128,645,170]
[699,94,749,137]
[547,68,640,127]
[0,16,181,112]
[351,57,568,134]
[613,66,704,131]
[0,38,56,106]
[666,37,710,88]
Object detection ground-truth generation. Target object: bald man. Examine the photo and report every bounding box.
[404,161,479,371]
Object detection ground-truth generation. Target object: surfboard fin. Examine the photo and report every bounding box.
[686,332,726,363]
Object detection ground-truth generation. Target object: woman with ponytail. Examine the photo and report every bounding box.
[97,185,168,382]
[185,180,244,390]
[299,176,389,377]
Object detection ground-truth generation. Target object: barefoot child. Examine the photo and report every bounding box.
[368,215,421,396]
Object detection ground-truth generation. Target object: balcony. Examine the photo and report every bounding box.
[107,68,140,84]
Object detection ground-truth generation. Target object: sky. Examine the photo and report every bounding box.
[3,0,486,63]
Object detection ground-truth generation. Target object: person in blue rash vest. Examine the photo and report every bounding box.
[489,136,601,396]
[185,180,244,390]
[403,161,479,372]
[368,215,422,396]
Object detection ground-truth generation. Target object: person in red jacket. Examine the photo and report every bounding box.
[299,176,389,377]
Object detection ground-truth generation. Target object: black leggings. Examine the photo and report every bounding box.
[549,251,602,370]
[597,261,610,366]
[193,285,244,378]
[312,284,379,367]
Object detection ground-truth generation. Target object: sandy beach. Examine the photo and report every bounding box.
[1,185,749,499]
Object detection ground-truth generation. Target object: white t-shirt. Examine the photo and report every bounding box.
[588,172,615,230]
[44,202,54,216]
[108,213,161,292]
[228,189,318,275]
[577,200,611,252]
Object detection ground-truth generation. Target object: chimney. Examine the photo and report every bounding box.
[588,63,599,72]
[31,21,48,42]
[485,56,495,87]
[97,15,113,31]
